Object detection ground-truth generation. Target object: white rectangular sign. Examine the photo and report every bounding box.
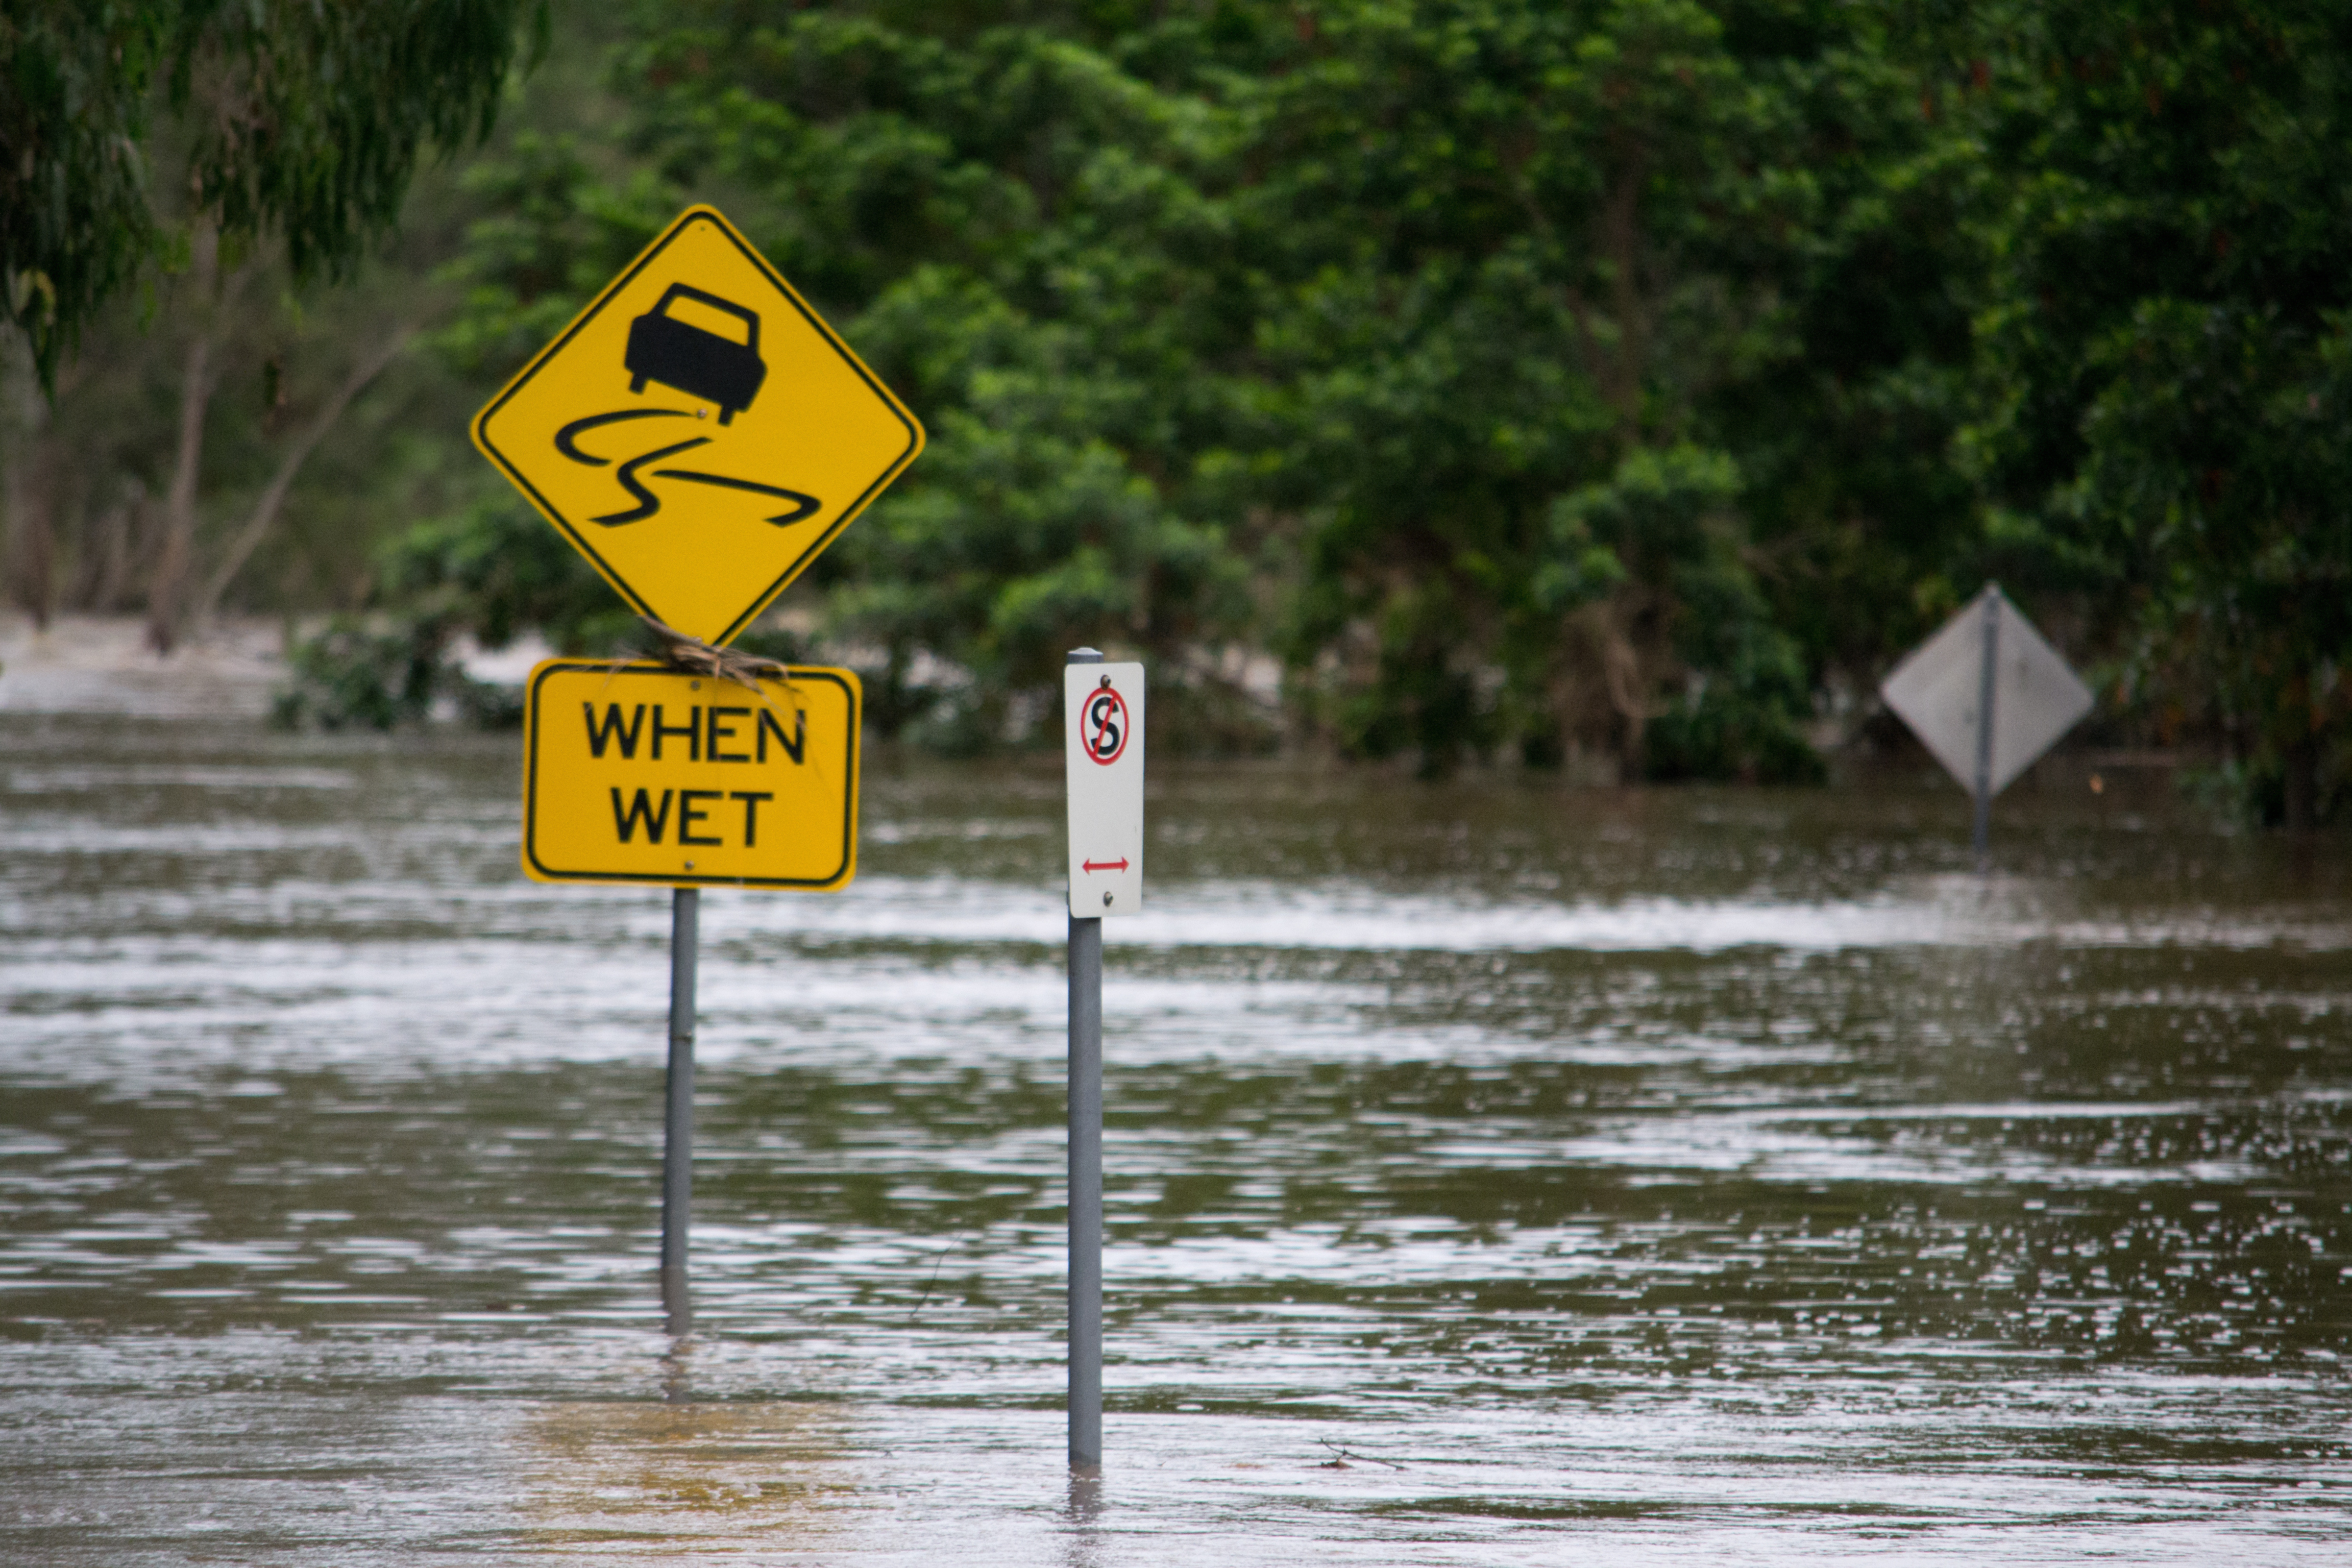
[1066,661,1144,916]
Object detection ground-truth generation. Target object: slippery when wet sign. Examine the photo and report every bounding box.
[520,662,860,890]
[471,205,924,648]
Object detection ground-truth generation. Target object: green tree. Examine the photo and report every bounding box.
[1706,0,1983,706]
[432,4,1269,746]
[1253,0,1931,778]
[394,1,1987,772]
[2,0,547,387]
[1958,0,2352,825]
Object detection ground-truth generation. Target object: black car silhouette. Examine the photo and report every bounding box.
[624,283,767,425]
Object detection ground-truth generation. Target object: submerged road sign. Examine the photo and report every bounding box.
[1060,647,1142,1472]
[1065,659,1144,915]
[1881,584,2093,799]
[475,207,912,1340]
[521,660,860,889]
[1881,583,2092,867]
[473,206,923,647]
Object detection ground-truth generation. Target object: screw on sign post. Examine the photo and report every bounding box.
[1879,583,2093,873]
[473,203,921,1338]
[1064,649,1144,1471]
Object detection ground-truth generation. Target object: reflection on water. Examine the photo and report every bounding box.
[2,712,2348,1562]
[520,1381,856,1552]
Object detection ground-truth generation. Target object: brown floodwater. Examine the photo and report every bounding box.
[2,710,2348,1563]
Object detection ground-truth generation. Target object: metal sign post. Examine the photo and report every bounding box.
[1066,898,1103,1469]
[1880,582,2094,872]
[663,887,698,1336]
[1063,648,1144,1471]
[1971,588,2000,871]
[470,202,923,1340]
[518,660,858,1336]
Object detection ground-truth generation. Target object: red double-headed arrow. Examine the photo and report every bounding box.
[1082,857,1130,873]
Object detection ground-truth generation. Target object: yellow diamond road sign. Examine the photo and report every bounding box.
[472,205,923,647]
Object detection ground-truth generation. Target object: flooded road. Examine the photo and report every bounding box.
[3,710,2348,1563]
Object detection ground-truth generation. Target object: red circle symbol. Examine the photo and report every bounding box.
[1082,685,1129,766]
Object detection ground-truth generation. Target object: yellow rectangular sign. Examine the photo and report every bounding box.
[521,660,859,890]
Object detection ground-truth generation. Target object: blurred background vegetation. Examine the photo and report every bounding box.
[5,1,2350,822]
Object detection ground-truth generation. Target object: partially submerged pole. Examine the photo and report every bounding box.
[663,886,699,1336]
[1065,646,1106,1471]
[1972,587,2000,873]
[1067,907,1104,1468]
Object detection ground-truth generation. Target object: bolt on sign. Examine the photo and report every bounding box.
[1065,663,1144,914]
[521,662,859,890]
[471,205,924,648]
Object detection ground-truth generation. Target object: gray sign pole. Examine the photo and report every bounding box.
[1972,587,2000,873]
[663,886,699,1336]
[1066,647,1105,1471]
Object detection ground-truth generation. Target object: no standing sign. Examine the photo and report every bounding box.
[1060,649,1139,1470]
[1065,661,1144,915]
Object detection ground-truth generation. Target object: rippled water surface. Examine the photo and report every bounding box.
[4,712,2350,1564]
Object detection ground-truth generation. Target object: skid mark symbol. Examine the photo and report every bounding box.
[643,468,819,525]
[553,409,823,527]
[596,437,713,524]
[557,408,687,464]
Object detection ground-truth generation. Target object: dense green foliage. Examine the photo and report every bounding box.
[1955,0,2352,824]
[12,0,2352,820]
[1,0,546,385]
[422,0,1957,775]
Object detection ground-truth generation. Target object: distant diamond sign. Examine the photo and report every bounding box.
[1881,585,2092,796]
[1881,584,2093,862]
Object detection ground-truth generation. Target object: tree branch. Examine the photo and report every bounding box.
[191,325,413,633]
